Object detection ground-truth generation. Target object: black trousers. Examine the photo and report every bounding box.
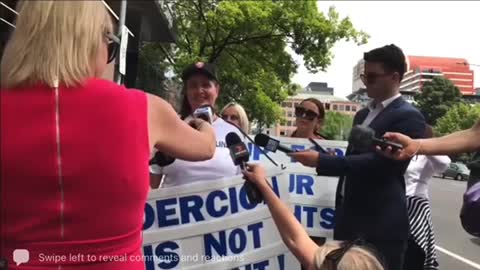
[367,239,408,270]
[403,238,426,270]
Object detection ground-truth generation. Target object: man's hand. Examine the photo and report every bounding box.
[376,132,420,161]
[287,150,319,168]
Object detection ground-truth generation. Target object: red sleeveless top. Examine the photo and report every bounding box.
[1,79,150,269]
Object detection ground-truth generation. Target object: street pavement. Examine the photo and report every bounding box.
[429,177,480,270]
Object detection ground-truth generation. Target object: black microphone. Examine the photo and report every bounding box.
[349,125,404,153]
[149,151,176,167]
[254,133,294,153]
[226,132,264,204]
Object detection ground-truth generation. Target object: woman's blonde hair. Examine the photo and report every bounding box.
[313,241,384,270]
[1,1,113,89]
[221,102,250,134]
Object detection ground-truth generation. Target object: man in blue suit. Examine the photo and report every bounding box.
[289,44,426,270]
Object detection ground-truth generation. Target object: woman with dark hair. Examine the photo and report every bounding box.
[291,98,326,139]
[150,62,243,188]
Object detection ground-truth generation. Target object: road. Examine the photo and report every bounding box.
[429,177,480,270]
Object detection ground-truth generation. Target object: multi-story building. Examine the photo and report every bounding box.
[350,55,476,104]
[352,59,365,94]
[400,56,475,96]
[304,82,334,96]
[265,82,361,137]
[1,0,175,84]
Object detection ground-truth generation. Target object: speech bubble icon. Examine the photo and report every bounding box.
[13,249,30,266]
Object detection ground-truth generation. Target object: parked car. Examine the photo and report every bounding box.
[442,162,471,181]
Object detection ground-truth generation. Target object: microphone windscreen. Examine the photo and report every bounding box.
[254,133,270,147]
[226,132,242,148]
[349,125,374,152]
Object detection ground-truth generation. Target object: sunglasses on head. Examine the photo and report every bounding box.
[105,32,120,64]
[294,106,318,121]
[222,114,240,122]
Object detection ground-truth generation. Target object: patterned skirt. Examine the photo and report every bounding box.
[407,195,439,270]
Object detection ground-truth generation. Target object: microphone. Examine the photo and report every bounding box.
[226,132,264,204]
[349,125,404,153]
[254,133,294,153]
[149,151,176,167]
[193,104,214,124]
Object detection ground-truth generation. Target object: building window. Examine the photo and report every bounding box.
[352,106,357,112]
[292,120,296,126]
[287,121,292,126]
[266,130,270,135]
[280,131,286,136]
[333,105,338,110]
[282,102,292,108]
[346,105,351,111]
[339,105,344,111]
[287,111,293,117]
[325,103,330,110]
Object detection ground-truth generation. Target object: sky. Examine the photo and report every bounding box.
[291,1,480,98]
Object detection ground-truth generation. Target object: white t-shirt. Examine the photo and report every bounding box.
[150,117,243,187]
[404,155,451,199]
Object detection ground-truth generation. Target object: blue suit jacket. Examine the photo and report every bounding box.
[316,96,426,241]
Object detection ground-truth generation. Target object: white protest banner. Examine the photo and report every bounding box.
[143,137,347,269]
[246,137,348,169]
[142,168,301,270]
[283,164,337,238]
[246,137,345,237]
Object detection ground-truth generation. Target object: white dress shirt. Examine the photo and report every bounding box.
[362,94,402,126]
[404,155,451,199]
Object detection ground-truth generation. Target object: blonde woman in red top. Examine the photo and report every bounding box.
[0,1,215,269]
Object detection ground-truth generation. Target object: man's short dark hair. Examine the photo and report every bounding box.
[363,44,407,81]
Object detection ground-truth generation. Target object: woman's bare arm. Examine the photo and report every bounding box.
[147,94,216,161]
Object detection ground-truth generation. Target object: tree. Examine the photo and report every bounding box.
[414,76,463,125]
[321,111,354,140]
[435,103,480,136]
[435,103,480,162]
[141,0,367,126]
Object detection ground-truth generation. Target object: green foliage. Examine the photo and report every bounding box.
[414,76,463,125]
[435,103,480,136]
[141,0,367,125]
[435,103,480,162]
[321,111,354,140]
[136,43,171,96]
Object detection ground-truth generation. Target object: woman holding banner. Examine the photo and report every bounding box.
[242,164,385,270]
[0,1,215,269]
[150,62,243,188]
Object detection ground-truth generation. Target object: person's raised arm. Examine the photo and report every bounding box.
[242,164,319,269]
[147,94,216,161]
[381,119,480,160]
